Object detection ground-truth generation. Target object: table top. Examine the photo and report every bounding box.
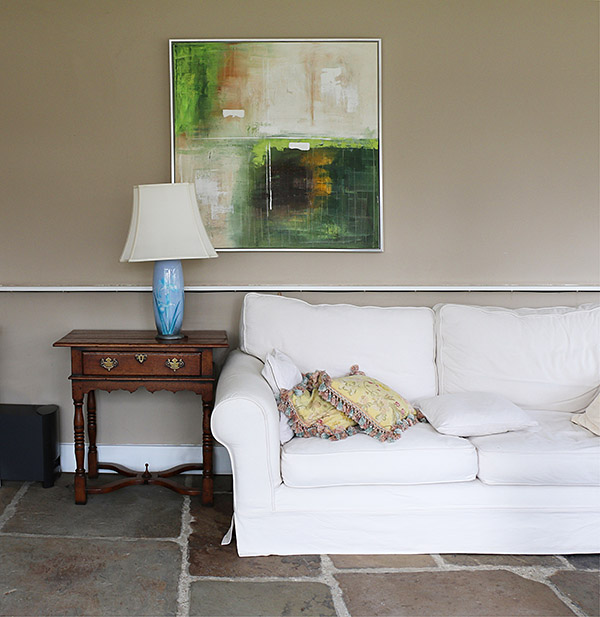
[53,330,229,349]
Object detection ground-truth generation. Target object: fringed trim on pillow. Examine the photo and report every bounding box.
[278,372,360,441]
[349,365,364,376]
[317,370,427,442]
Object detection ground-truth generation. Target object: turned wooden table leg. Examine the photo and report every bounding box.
[73,396,87,504]
[87,390,98,479]
[202,400,214,506]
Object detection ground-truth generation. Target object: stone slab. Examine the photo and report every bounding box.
[189,540,322,578]
[3,473,183,538]
[189,493,321,577]
[551,571,600,617]
[189,491,233,544]
[564,554,600,571]
[442,554,564,567]
[330,554,437,569]
[189,581,336,617]
[336,570,576,616]
[0,535,180,616]
[0,480,23,520]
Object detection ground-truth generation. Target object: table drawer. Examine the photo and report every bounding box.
[82,352,202,376]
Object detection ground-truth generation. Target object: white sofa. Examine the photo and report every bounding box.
[211,293,600,557]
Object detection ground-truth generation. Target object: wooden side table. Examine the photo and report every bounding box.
[53,330,228,505]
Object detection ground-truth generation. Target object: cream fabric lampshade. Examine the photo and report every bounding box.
[120,183,217,262]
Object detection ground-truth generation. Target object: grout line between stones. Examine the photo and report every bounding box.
[187,574,332,583]
[503,564,589,617]
[543,578,588,617]
[320,554,352,617]
[557,555,577,569]
[181,561,599,581]
[0,531,181,542]
[176,495,193,617]
[183,554,352,617]
[0,483,30,531]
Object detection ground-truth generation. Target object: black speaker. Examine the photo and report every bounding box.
[0,404,61,487]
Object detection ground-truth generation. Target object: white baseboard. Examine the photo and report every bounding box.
[58,443,232,475]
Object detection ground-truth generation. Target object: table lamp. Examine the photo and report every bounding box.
[120,182,217,340]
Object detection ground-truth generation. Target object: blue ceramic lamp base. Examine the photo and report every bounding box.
[153,260,186,341]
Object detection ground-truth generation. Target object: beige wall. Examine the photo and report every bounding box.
[0,1,598,448]
[1,0,598,286]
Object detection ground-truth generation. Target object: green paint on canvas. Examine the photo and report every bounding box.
[249,139,378,167]
[231,145,379,249]
[172,42,227,136]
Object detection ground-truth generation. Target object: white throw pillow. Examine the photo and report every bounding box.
[571,392,600,436]
[414,392,538,437]
[262,349,303,395]
[261,349,303,444]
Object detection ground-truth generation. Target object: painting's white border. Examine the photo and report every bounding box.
[169,38,383,252]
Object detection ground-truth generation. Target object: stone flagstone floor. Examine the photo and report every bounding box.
[0,474,598,617]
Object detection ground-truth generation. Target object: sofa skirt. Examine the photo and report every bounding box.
[230,481,600,557]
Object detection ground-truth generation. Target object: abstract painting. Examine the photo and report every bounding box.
[170,39,381,250]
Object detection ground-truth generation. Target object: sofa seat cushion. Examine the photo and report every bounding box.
[470,410,600,486]
[281,423,477,488]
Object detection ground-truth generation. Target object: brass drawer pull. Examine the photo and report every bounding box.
[165,358,185,372]
[134,353,148,364]
[100,357,119,372]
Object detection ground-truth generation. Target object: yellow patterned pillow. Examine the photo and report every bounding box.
[279,372,359,440]
[318,366,423,442]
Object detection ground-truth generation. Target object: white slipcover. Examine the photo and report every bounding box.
[436,304,600,412]
[241,293,437,401]
[281,425,477,487]
[471,410,600,486]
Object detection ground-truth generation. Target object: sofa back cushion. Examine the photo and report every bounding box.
[436,303,600,412]
[240,293,437,401]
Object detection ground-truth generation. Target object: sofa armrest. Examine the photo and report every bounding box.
[211,349,281,513]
